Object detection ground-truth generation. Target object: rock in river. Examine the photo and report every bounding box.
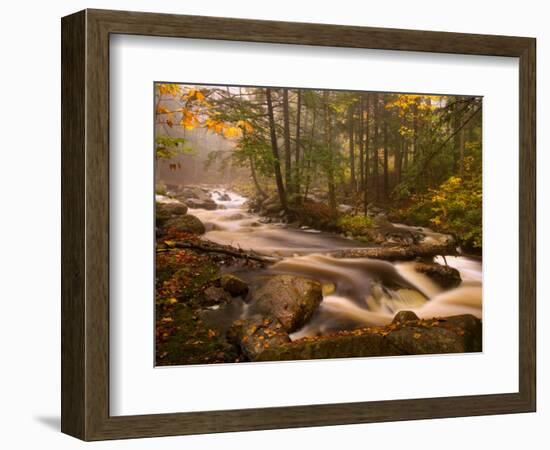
[162,214,206,235]
[220,274,249,297]
[203,286,232,306]
[252,313,482,362]
[155,201,188,225]
[249,275,323,332]
[228,315,291,361]
[386,314,481,354]
[414,262,461,289]
[392,310,420,324]
[184,198,218,210]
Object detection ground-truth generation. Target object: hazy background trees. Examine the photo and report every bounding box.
[155,83,482,250]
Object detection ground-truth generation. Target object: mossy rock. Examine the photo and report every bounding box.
[185,198,217,210]
[249,275,323,332]
[156,201,188,225]
[220,274,249,297]
[227,315,291,361]
[203,286,232,306]
[163,215,205,235]
[392,310,419,324]
[414,262,461,289]
[253,313,481,362]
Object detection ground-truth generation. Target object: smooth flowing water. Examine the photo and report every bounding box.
[169,187,482,339]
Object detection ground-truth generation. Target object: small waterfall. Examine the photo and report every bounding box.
[183,186,482,339]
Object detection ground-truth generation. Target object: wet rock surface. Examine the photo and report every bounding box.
[248,275,323,332]
[220,274,249,297]
[203,286,232,306]
[170,185,218,210]
[392,310,420,324]
[241,312,481,362]
[184,198,218,210]
[155,187,482,366]
[414,262,462,289]
[161,214,206,235]
[227,315,291,361]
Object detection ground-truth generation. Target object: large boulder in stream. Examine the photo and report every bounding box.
[414,262,461,289]
[248,275,323,332]
[162,214,206,235]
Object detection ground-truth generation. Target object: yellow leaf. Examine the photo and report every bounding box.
[224,126,242,138]
[237,120,254,133]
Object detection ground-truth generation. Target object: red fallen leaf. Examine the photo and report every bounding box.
[207,329,218,338]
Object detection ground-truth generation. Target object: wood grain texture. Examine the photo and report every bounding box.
[518,39,536,408]
[61,10,86,439]
[61,8,536,441]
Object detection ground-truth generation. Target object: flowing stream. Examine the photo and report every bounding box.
[177,187,482,339]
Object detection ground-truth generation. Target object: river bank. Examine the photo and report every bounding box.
[155,184,482,366]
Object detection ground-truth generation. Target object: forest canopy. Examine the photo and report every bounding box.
[155,83,482,251]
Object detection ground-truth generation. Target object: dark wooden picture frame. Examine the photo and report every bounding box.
[61,9,536,441]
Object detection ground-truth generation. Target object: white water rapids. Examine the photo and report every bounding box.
[160,187,482,339]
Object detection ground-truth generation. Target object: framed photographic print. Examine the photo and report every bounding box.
[61,9,536,441]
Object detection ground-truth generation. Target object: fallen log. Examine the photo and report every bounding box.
[157,239,279,263]
[329,242,458,261]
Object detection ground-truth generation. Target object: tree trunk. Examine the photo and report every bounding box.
[282,88,292,194]
[294,89,302,194]
[348,103,357,192]
[363,93,371,216]
[396,134,404,184]
[249,154,267,199]
[358,96,365,192]
[459,127,465,177]
[324,91,337,216]
[412,100,418,164]
[303,109,317,201]
[383,104,389,200]
[372,93,380,202]
[265,88,287,211]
